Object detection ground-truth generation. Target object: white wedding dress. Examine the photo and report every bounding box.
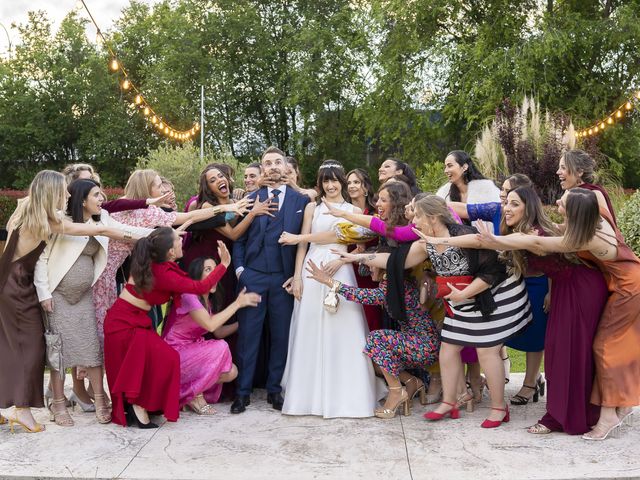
[281,201,382,418]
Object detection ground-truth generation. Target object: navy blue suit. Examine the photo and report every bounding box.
[233,186,310,395]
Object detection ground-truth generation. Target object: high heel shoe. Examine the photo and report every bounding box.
[510,384,539,405]
[404,376,427,405]
[582,421,621,441]
[93,393,111,424]
[537,374,546,397]
[502,355,511,384]
[423,401,460,421]
[49,398,74,426]
[456,391,476,413]
[44,387,72,408]
[125,403,159,429]
[617,408,634,426]
[0,414,6,425]
[8,408,45,433]
[69,391,96,413]
[481,405,510,428]
[375,386,410,419]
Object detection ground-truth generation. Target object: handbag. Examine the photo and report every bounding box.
[42,309,64,374]
[323,281,340,314]
[434,275,474,299]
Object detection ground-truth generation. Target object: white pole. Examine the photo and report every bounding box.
[200,85,204,159]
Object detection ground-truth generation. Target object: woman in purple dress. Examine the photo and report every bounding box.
[162,256,261,413]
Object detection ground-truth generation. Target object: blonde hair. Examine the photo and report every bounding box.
[62,163,101,185]
[413,195,457,226]
[8,170,66,241]
[124,169,160,200]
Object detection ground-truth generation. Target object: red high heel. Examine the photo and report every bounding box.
[481,405,510,428]
[423,401,460,421]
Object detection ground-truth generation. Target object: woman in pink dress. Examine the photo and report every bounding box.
[162,256,261,413]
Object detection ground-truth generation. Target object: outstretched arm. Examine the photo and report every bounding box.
[332,240,428,269]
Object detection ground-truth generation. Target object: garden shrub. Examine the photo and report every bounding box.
[618,190,640,256]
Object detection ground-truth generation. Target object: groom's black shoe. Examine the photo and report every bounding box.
[230,395,250,414]
[267,392,284,411]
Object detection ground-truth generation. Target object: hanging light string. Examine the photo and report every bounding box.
[77,0,199,141]
[576,90,640,138]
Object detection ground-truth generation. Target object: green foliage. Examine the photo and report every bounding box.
[136,142,243,208]
[416,161,446,194]
[2,1,640,190]
[618,190,640,257]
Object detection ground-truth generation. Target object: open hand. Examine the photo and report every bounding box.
[235,287,261,308]
[330,249,359,263]
[146,192,172,207]
[227,197,253,216]
[305,259,332,287]
[444,283,466,303]
[321,259,343,277]
[175,220,193,235]
[250,197,277,218]
[321,198,347,218]
[217,240,231,267]
[232,189,246,202]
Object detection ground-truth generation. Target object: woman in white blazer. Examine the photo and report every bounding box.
[34,179,152,426]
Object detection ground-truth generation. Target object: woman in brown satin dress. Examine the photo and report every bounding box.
[0,170,139,433]
[472,187,639,440]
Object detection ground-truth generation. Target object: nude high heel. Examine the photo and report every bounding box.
[404,376,427,405]
[375,387,410,419]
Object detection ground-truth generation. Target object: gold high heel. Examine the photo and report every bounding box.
[50,398,74,427]
[93,393,111,424]
[456,391,476,413]
[0,414,6,425]
[8,408,45,433]
[404,376,427,405]
[375,386,410,419]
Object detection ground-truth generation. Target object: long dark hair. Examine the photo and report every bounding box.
[316,160,350,204]
[446,150,486,202]
[347,168,376,213]
[499,186,560,276]
[130,227,176,292]
[379,181,412,236]
[196,163,234,208]
[385,158,421,196]
[187,256,223,310]
[67,179,101,223]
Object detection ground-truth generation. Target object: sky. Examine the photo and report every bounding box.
[0,0,158,55]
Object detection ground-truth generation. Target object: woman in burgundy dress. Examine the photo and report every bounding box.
[104,227,230,428]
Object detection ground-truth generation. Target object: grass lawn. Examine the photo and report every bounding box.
[507,348,544,373]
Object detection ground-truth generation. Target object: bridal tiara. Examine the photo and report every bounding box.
[319,163,344,170]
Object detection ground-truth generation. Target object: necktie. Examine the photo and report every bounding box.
[269,189,281,221]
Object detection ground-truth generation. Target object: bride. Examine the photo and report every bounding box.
[280,160,382,418]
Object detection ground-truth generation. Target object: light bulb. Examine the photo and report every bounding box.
[625,102,632,110]
[607,117,613,124]
[151,115,158,124]
[588,128,593,135]
[134,94,142,105]
[122,79,130,90]
[143,107,150,116]
[110,59,119,71]
[600,122,605,129]
[616,110,623,118]
[164,127,169,134]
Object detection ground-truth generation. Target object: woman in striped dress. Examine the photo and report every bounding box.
[335,195,532,428]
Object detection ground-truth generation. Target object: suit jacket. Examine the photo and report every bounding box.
[34,210,151,301]
[233,186,310,278]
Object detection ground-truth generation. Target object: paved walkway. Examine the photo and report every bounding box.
[0,374,638,480]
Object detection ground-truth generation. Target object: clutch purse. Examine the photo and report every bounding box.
[435,275,474,298]
[42,310,64,374]
[323,281,340,314]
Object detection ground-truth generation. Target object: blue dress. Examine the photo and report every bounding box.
[467,202,548,352]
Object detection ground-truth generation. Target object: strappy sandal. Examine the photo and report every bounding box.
[510,384,539,405]
[50,398,74,427]
[404,376,427,405]
[93,393,112,424]
[185,395,217,415]
[375,386,410,419]
[527,423,552,434]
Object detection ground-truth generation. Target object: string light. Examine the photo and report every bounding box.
[576,91,639,138]
[76,0,197,142]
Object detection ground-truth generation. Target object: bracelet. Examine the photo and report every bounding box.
[331,280,342,290]
[123,230,133,240]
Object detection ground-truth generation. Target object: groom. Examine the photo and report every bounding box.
[232,146,310,413]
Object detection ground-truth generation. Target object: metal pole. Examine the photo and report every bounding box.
[200,85,204,159]
[0,23,12,58]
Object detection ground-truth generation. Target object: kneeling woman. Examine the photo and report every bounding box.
[336,195,532,428]
[104,228,231,428]
[162,257,260,414]
[305,250,440,418]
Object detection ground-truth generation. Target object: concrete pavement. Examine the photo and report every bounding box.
[0,373,638,480]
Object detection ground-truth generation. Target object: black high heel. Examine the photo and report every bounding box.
[125,403,159,429]
[510,384,539,405]
[537,374,546,397]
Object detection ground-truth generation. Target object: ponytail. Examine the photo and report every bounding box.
[130,227,175,292]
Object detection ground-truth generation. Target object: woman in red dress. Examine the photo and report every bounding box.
[104,227,230,428]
